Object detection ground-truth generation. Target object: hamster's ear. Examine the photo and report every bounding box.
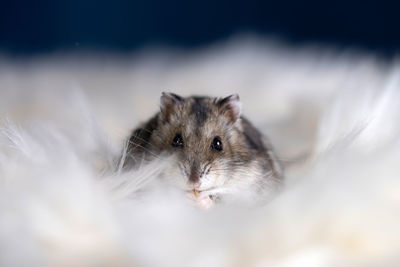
[217,94,242,123]
[160,92,184,122]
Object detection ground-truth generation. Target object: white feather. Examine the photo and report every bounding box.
[1,36,400,266]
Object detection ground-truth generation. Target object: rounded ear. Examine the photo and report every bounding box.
[160,92,184,122]
[217,94,242,123]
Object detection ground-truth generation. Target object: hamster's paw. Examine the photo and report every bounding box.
[197,195,214,210]
[187,191,214,210]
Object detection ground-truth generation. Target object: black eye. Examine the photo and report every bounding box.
[211,136,223,151]
[172,133,184,148]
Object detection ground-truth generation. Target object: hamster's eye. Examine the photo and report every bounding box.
[172,133,184,148]
[211,136,223,151]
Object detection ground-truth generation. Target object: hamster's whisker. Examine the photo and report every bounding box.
[135,128,170,147]
[129,135,160,150]
[127,141,161,159]
[152,131,170,146]
[132,127,170,147]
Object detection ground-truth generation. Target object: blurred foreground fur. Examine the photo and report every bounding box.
[1,37,400,266]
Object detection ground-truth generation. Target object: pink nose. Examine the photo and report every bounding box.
[190,182,201,190]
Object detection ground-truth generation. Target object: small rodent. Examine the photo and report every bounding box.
[123,92,282,208]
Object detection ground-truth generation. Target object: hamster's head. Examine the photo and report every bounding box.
[152,92,255,197]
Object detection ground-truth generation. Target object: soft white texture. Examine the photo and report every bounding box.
[1,36,400,267]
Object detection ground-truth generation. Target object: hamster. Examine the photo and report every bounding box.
[123,92,282,208]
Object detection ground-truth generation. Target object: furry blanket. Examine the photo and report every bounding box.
[1,36,400,267]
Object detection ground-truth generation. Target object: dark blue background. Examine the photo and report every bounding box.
[1,0,399,55]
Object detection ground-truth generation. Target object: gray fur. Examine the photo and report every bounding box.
[124,93,283,204]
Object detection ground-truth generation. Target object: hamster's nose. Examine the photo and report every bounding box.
[188,163,200,183]
[189,169,200,183]
[189,181,201,190]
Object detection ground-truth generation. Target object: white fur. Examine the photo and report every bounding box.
[1,35,400,266]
